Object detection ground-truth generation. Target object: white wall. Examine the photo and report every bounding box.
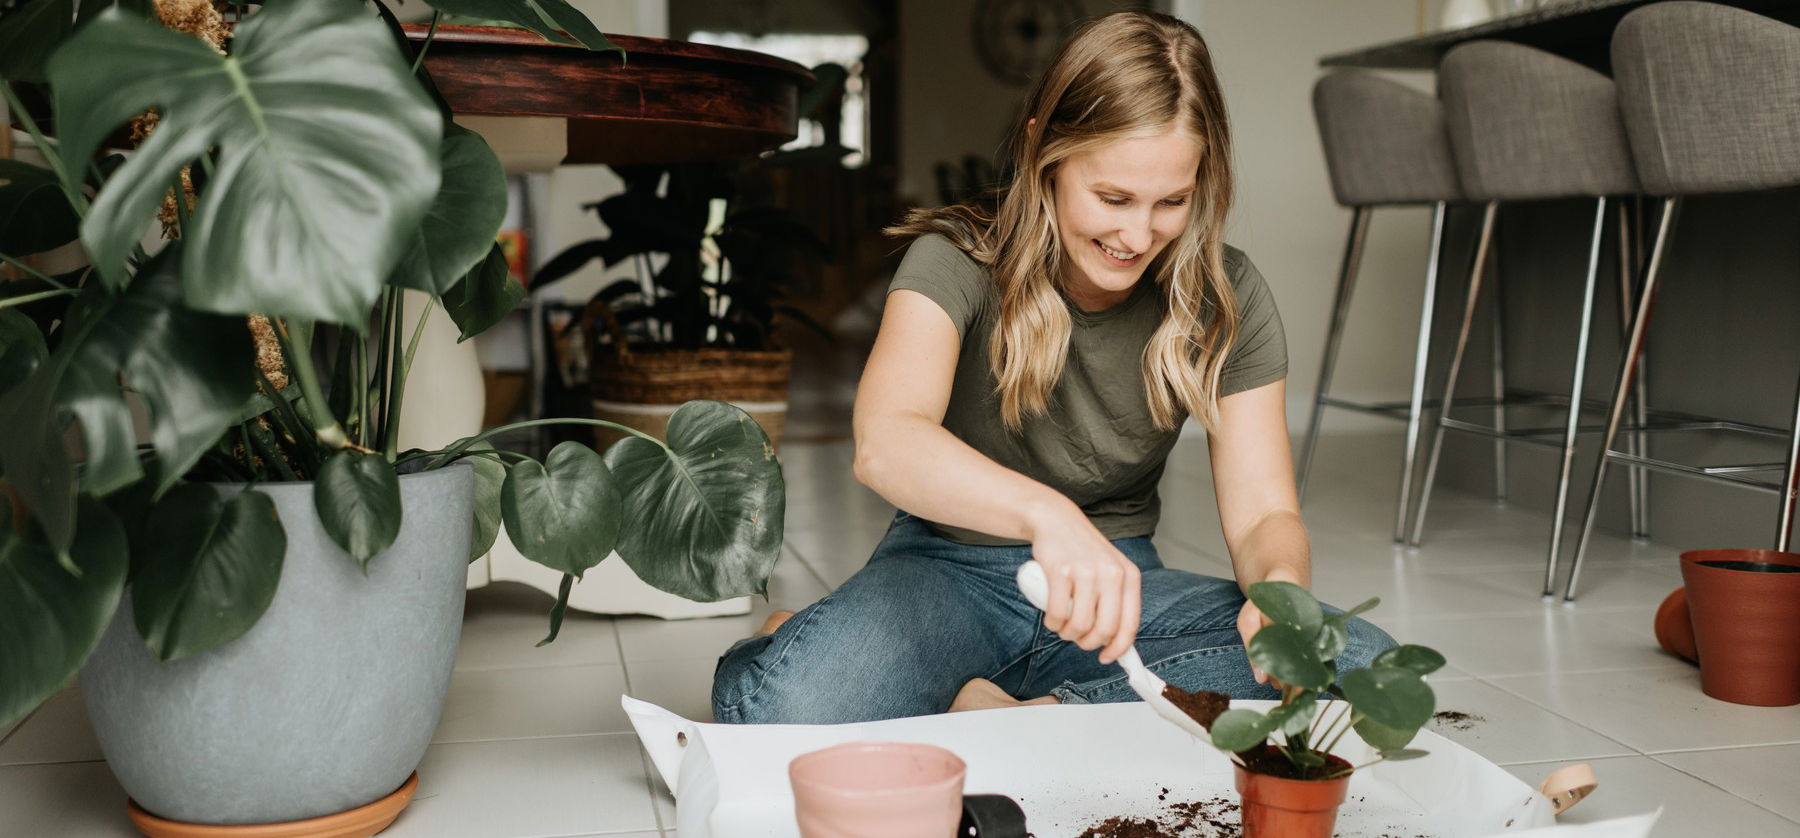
[1169,0,1433,432]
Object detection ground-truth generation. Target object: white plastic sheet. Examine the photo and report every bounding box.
[624,696,1658,838]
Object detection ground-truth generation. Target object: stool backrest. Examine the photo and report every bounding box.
[1612,1,1800,195]
[1439,40,1639,201]
[1312,70,1461,207]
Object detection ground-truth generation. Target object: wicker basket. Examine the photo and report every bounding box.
[589,346,793,451]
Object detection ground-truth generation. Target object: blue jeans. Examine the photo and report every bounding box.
[712,512,1396,724]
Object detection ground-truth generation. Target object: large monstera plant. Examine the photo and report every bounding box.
[0,0,785,731]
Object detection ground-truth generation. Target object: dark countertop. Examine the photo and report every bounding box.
[1320,0,1800,70]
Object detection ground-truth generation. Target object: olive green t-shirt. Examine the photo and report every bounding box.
[888,234,1287,545]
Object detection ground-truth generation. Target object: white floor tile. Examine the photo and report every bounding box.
[1382,610,1687,678]
[1487,667,1800,753]
[0,687,101,766]
[458,582,620,672]
[0,761,135,837]
[1655,744,1800,823]
[433,664,632,743]
[1423,679,1634,766]
[1504,756,1800,836]
[385,735,658,838]
[625,659,718,724]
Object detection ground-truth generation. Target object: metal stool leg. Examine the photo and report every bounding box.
[1297,207,1373,502]
[1565,198,1680,602]
[1615,200,1645,539]
[1393,201,1451,542]
[1778,368,1800,552]
[1630,197,1653,540]
[1543,197,1609,597]
[1408,201,1499,548]
[1490,241,1509,503]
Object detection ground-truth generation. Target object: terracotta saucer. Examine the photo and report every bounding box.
[126,773,419,838]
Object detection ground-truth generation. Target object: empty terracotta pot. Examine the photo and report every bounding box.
[1680,549,1800,707]
[1233,747,1353,838]
[1653,587,1698,664]
[789,742,965,838]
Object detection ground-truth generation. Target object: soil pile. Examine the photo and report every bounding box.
[1161,685,1230,730]
[1076,796,1241,837]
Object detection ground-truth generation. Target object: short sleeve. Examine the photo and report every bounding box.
[887,234,992,338]
[1218,247,1289,396]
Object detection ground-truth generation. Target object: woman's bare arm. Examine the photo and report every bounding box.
[853,289,1142,663]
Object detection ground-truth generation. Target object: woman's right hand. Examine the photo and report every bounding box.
[1025,502,1143,666]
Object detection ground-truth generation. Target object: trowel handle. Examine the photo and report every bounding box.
[1015,560,1051,612]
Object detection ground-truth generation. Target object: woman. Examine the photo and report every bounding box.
[712,10,1395,725]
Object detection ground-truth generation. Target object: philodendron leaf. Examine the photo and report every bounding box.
[1266,691,1319,738]
[0,160,80,256]
[0,308,47,398]
[1340,666,1435,733]
[0,0,74,83]
[0,497,127,730]
[501,441,621,577]
[605,400,785,602]
[1353,714,1417,751]
[1315,615,1350,661]
[315,451,402,569]
[1208,708,1274,753]
[0,250,256,554]
[1247,623,1332,690]
[463,446,506,563]
[48,0,442,323]
[1371,644,1447,677]
[390,124,508,296]
[442,243,524,341]
[1381,748,1430,762]
[421,0,624,52]
[132,484,286,662]
[1247,580,1324,635]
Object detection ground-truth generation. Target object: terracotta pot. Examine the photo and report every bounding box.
[1653,587,1698,664]
[1680,549,1800,706]
[1233,747,1353,838]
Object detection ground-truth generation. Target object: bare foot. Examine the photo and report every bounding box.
[949,678,1060,712]
[755,610,796,637]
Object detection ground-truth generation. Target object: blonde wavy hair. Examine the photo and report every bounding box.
[887,10,1238,432]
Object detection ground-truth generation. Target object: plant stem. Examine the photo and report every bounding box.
[1,85,89,216]
[426,418,669,470]
[0,288,78,310]
[383,296,434,460]
[0,252,74,288]
[245,419,299,482]
[273,318,349,450]
[1319,705,1358,758]
[1329,757,1387,780]
[410,12,441,74]
[374,289,400,454]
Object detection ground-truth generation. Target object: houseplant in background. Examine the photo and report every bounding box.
[0,0,783,833]
[1173,583,1442,838]
[532,154,832,452]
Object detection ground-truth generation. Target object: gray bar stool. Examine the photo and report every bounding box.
[1408,39,1644,598]
[1563,2,1800,601]
[1300,70,1464,542]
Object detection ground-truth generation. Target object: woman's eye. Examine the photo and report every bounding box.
[1161,198,1189,207]
[1099,196,1129,206]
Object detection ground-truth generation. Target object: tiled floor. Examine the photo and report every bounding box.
[4,430,1799,836]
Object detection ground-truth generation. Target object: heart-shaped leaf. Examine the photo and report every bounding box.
[1371,644,1447,676]
[131,484,286,662]
[1247,623,1332,690]
[1353,714,1417,752]
[389,124,508,296]
[1266,690,1319,737]
[49,0,442,323]
[0,497,127,730]
[315,451,402,569]
[442,243,525,341]
[0,160,80,256]
[501,441,620,577]
[1315,615,1350,661]
[605,400,784,602]
[1248,580,1324,634]
[464,446,505,562]
[421,0,623,51]
[0,250,256,553]
[1208,708,1274,753]
[1340,666,1435,733]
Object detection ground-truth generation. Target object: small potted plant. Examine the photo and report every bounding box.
[1170,582,1444,838]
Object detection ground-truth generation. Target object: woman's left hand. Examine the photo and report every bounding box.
[1236,598,1282,688]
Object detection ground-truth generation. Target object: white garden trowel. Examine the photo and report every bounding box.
[1014,560,1214,744]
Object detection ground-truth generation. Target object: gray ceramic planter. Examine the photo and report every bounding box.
[81,463,474,825]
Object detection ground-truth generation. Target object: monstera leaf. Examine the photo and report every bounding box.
[131,484,286,662]
[442,242,524,341]
[47,0,442,325]
[0,497,127,731]
[501,441,621,577]
[422,0,623,51]
[605,401,784,602]
[389,124,508,296]
[0,247,256,554]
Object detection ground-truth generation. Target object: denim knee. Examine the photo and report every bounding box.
[1335,614,1399,673]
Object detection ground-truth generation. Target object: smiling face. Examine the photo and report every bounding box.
[1050,129,1202,310]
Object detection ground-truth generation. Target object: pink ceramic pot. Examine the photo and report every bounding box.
[789,742,966,838]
